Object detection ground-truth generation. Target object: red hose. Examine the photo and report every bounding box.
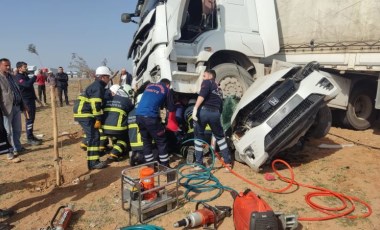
[217,153,372,221]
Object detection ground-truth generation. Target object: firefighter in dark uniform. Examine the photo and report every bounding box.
[128,94,145,165]
[73,66,111,170]
[192,69,232,168]
[102,84,134,162]
[135,78,179,167]
[15,62,42,145]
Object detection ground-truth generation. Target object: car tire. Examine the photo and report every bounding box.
[307,104,332,138]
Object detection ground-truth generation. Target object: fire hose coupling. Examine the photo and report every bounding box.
[173,202,232,229]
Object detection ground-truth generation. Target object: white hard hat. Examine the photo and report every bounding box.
[95,66,111,76]
[121,84,133,96]
[110,84,121,94]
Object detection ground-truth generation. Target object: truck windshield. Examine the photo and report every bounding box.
[140,0,160,22]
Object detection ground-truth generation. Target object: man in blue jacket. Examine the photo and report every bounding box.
[136,79,179,167]
[15,62,42,146]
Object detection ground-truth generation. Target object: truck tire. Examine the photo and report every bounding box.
[342,87,376,130]
[307,104,332,138]
[213,63,254,98]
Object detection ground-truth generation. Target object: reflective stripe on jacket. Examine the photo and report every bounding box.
[102,94,134,134]
[73,79,106,120]
[127,109,143,150]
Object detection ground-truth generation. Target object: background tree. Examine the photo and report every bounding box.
[27,43,44,67]
[68,53,95,78]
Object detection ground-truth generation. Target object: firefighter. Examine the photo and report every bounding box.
[128,94,145,166]
[135,79,179,167]
[102,84,134,162]
[73,66,111,170]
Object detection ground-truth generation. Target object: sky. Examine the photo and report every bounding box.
[1,0,138,73]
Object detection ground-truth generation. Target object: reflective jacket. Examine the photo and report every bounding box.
[127,109,143,151]
[102,94,134,135]
[73,79,106,120]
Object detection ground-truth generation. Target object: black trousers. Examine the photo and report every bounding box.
[37,85,46,103]
[77,119,101,169]
[24,99,36,140]
[57,86,69,105]
[136,116,169,165]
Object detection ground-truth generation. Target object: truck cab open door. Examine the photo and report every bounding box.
[165,0,188,53]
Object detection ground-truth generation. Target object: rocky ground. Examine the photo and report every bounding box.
[0,80,379,230]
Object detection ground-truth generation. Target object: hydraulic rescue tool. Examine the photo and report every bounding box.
[232,189,298,230]
[173,202,232,229]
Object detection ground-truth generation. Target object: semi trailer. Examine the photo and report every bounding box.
[122,0,380,170]
[122,0,380,130]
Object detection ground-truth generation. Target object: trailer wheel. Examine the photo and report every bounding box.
[307,104,332,138]
[213,63,254,98]
[343,87,376,130]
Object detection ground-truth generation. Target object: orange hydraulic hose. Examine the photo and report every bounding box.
[216,152,372,221]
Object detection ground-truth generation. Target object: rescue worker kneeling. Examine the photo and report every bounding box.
[102,84,134,162]
[128,94,145,166]
[73,66,110,170]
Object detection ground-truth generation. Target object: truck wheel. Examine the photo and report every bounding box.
[213,63,254,98]
[343,87,375,130]
[307,104,332,138]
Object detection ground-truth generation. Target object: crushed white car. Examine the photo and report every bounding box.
[230,62,340,171]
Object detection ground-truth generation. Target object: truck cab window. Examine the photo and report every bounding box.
[180,0,217,41]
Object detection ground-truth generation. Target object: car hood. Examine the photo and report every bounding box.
[231,67,293,122]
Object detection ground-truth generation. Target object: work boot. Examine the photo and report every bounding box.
[88,160,108,170]
[27,138,42,146]
[33,135,43,142]
[0,209,14,218]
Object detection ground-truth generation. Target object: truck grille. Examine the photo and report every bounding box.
[264,94,324,152]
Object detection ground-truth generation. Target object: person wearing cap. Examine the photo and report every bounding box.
[192,69,233,169]
[73,66,111,170]
[101,84,134,162]
[14,61,42,146]
[135,78,179,167]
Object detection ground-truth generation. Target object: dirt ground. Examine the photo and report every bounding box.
[0,80,379,230]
